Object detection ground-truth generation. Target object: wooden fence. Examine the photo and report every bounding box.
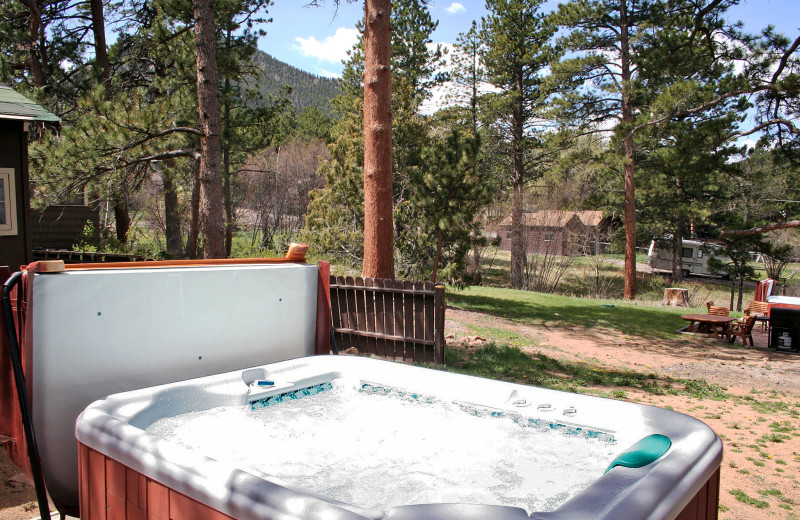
[329,276,445,364]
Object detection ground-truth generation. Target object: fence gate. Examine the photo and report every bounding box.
[329,276,445,364]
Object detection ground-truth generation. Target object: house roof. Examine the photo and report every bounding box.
[574,210,604,227]
[499,210,604,228]
[0,83,60,122]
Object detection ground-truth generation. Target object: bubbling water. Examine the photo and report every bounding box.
[147,381,618,513]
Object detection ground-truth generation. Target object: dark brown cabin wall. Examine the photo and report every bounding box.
[31,205,100,250]
[0,119,31,270]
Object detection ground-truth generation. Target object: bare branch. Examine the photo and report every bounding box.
[721,221,800,237]
[131,150,201,164]
[771,35,800,85]
[121,126,203,151]
[732,118,800,138]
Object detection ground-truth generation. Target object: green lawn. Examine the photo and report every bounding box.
[446,284,713,338]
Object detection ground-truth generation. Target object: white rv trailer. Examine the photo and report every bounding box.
[647,239,728,278]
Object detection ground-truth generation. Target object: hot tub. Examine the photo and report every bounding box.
[76,356,722,520]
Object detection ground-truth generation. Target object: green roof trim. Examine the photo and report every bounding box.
[0,84,60,122]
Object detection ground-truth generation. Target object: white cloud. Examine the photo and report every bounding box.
[419,41,501,116]
[318,68,340,79]
[293,27,359,63]
[445,2,466,14]
[741,138,758,151]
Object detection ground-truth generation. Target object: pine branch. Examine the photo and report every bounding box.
[770,35,800,85]
[721,221,800,238]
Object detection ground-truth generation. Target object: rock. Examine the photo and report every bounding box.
[6,473,31,493]
[344,347,359,355]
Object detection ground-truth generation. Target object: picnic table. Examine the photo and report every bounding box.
[680,314,737,339]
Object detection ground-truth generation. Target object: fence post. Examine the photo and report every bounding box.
[433,284,445,364]
[315,261,331,355]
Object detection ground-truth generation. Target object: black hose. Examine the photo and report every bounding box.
[2,271,52,520]
[330,329,340,355]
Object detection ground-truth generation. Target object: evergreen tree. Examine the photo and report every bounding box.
[412,129,493,283]
[444,21,485,136]
[480,0,557,289]
[27,0,280,259]
[0,0,94,109]
[550,0,747,297]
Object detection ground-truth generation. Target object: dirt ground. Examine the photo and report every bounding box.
[2,309,799,519]
[0,451,37,520]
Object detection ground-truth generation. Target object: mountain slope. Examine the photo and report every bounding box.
[253,51,341,116]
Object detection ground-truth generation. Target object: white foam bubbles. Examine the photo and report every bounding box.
[146,381,617,514]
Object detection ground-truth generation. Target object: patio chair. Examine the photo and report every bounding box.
[744,300,770,332]
[706,301,730,316]
[728,315,756,346]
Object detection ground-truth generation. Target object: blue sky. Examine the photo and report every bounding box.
[257,0,799,78]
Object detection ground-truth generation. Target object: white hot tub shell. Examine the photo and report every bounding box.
[76,355,723,520]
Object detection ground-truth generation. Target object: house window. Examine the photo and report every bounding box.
[0,168,18,236]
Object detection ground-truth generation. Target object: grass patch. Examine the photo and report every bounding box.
[737,395,798,415]
[446,285,702,338]
[769,421,796,433]
[669,379,729,400]
[760,489,797,506]
[758,433,791,443]
[442,344,666,393]
[438,344,728,400]
[730,489,770,508]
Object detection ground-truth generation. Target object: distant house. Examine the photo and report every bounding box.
[0,84,59,271]
[498,210,609,255]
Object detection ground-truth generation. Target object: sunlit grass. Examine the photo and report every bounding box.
[446,284,703,338]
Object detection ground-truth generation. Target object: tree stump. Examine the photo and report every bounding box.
[663,288,690,307]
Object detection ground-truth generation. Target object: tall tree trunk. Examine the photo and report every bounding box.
[222,91,233,257]
[163,169,184,258]
[737,275,744,311]
[509,75,526,290]
[186,159,202,258]
[222,29,233,257]
[89,0,131,246]
[90,0,132,247]
[89,0,110,90]
[193,0,225,258]
[22,0,46,87]
[113,197,130,244]
[223,151,233,257]
[620,0,637,299]
[431,228,444,283]
[510,182,525,289]
[671,235,683,283]
[672,178,685,282]
[362,0,394,279]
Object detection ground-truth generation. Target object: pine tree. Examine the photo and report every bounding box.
[480,0,556,289]
[550,0,748,297]
[445,21,485,136]
[413,130,493,283]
